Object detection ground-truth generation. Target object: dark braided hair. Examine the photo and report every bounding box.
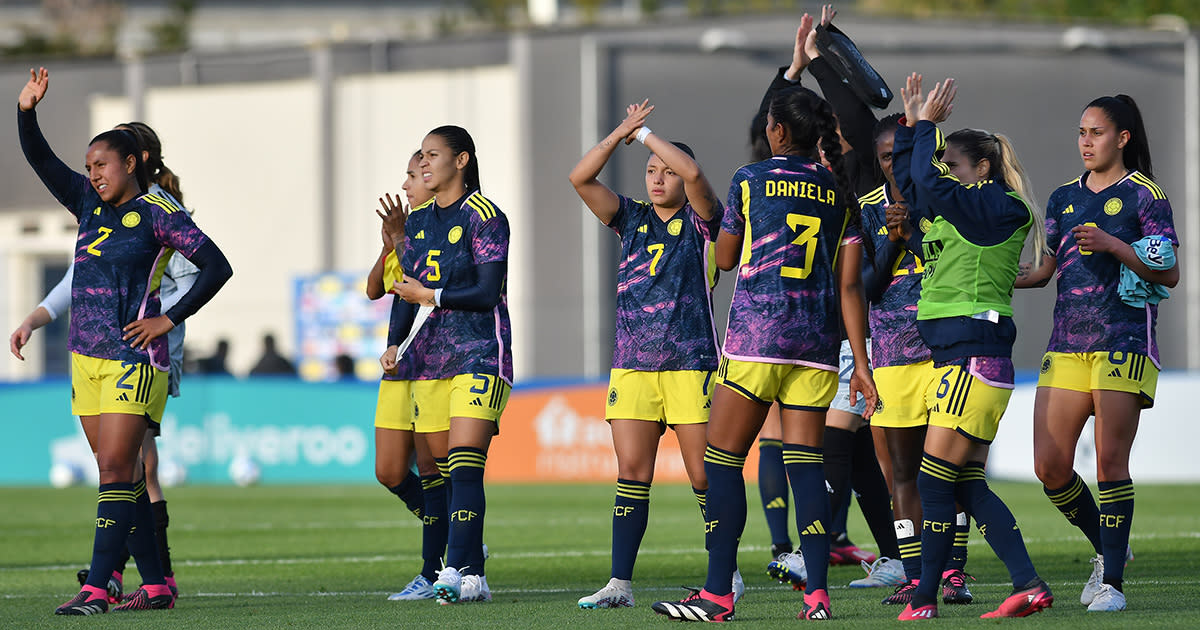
[768,87,872,259]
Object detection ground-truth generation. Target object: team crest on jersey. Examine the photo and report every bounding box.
[1104,198,1123,216]
[607,387,618,407]
[1040,355,1052,374]
[667,218,683,236]
[121,211,141,228]
[448,226,463,244]
[919,217,932,233]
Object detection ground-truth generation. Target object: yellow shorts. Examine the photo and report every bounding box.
[871,362,933,429]
[70,353,168,429]
[1037,351,1158,408]
[717,357,838,410]
[412,373,511,434]
[605,369,713,425]
[374,379,414,431]
[925,360,1013,444]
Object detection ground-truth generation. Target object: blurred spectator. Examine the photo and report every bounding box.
[196,338,232,375]
[334,353,356,381]
[249,333,297,376]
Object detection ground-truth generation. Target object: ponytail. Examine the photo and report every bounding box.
[119,121,185,204]
[1086,94,1153,179]
[90,129,149,195]
[994,134,1047,263]
[428,125,481,192]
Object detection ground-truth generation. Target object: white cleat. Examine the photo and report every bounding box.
[732,569,745,603]
[578,577,634,609]
[849,556,906,588]
[460,574,491,603]
[433,566,463,605]
[1081,555,1104,605]
[388,574,436,601]
[767,551,807,590]
[1087,583,1126,612]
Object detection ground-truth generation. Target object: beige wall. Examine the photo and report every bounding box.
[0,65,525,381]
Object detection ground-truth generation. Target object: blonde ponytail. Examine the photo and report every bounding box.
[994,133,1047,265]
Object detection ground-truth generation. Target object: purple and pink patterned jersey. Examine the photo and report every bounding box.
[859,184,931,368]
[608,195,720,371]
[721,155,851,369]
[1044,172,1178,365]
[393,191,513,383]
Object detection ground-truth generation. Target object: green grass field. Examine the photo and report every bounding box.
[2,481,1199,628]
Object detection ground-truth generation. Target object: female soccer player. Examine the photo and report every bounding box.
[367,150,446,601]
[1017,95,1177,613]
[568,100,727,609]
[652,85,876,623]
[381,125,511,606]
[13,120,198,604]
[18,67,232,615]
[892,74,1051,620]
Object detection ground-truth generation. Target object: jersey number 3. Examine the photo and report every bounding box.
[85,226,113,257]
[781,214,821,279]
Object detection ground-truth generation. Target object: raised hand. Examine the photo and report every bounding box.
[919,78,956,124]
[787,13,815,79]
[376,193,409,247]
[18,67,48,112]
[616,99,654,145]
[900,73,923,127]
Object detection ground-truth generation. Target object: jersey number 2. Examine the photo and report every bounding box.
[781,214,821,279]
[85,227,113,257]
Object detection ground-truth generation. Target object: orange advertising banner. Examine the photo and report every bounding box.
[488,384,760,482]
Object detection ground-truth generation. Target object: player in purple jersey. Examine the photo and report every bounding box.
[652,86,876,623]
[1017,95,1179,613]
[569,100,727,609]
[383,125,511,606]
[893,75,1051,621]
[368,151,447,601]
[18,68,231,615]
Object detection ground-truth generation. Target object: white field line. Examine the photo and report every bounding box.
[4,532,1198,574]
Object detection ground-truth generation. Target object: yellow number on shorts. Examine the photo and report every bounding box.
[780,214,821,279]
[85,226,113,256]
[647,243,665,276]
[426,250,442,281]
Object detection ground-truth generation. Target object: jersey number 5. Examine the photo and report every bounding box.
[781,214,821,279]
[85,227,113,257]
[426,250,442,281]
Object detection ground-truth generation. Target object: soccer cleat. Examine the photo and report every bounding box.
[980,578,1053,618]
[389,574,436,601]
[849,557,906,588]
[165,575,178,600]
[651,588,734,622]
[459,574,491,603]
[941,569,974,604]
[1081,555,1104,605]
[732,569,745,603]
[55,586,109,615]
[1086,583,1126,612]
[830,540,876,566]
[113,585,174,611]
[767,551,807,590]
[897,602,938,620]
[75,569,123,604]
[578,577,634,609]
[433,566,464,604]
[799,588,832,620]
[770,542,793,560]
[882,579,918,605]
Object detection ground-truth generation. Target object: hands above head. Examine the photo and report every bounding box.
[785,13,816,80]
[616,99,654,145]
[919,77,956,124]
[18,67,48,112]
[376,193,409,247]
[802,4,836,63]
[900,73,923,127]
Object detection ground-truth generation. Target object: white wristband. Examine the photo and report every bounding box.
[433,288,443,307]
[635,127,652,144]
